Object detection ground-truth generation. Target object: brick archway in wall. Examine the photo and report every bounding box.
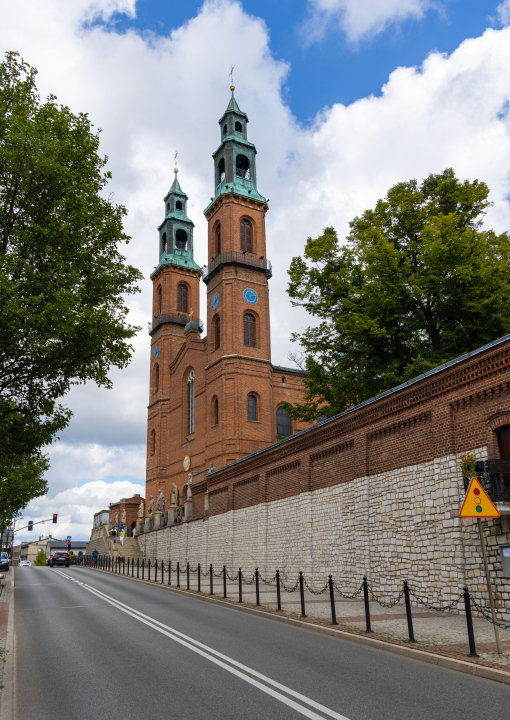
[486,412,510,458]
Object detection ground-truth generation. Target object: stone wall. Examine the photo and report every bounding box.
[138,446,510,620]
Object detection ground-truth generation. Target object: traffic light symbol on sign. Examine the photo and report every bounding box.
[460,477,500,518]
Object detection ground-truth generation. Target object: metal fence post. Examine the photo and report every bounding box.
[464,586,478,657]
[142,558,144,580]
[299,571,306,618]
[168,560,171,586]
[328,575,337,625]
[123,557,125,575]
[161,559,164,584]
[238,568,243,603]
[223,565,227,598]
[148,558,151,582]
[154,558,157,583]
[276,569,281,611]
[363,576,372,633]
[187,562,190,590]
[210,564,213,595]
[197,563,201,592]
[177,561,180,588]
[403,580,415,642]
[255,568,260,606]
[137,557,139,578]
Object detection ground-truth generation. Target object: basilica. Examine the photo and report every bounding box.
[145,84,309,505]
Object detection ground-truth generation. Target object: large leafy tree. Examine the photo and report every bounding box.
[0,52,142,508]
[287,169,510,421]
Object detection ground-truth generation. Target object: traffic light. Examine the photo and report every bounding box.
[67,541,71,552]
[52,514,57,524]
[28,521,33,531]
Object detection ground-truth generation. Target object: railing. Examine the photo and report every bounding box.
[475,460,510,502]
[148,312,204,335]
[202,251,272,284]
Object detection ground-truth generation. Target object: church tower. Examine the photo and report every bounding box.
[203,83,274,465]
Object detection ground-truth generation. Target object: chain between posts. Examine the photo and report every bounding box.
[469,594,510,629]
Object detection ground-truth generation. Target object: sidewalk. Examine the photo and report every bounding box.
[101,561,510,672]
[0,567,13,720]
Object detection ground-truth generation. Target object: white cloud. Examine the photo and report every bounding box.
[304,0,436,43]
[2,2,510,535]
[497,0,510,25]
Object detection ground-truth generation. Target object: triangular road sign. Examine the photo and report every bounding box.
[460,477,500,518]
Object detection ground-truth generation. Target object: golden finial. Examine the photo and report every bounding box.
[189,308,194,320]
[174,150,178,174]
[229,64,235,91]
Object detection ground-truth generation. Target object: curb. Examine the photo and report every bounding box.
[80,567,510,686]
[0,570,15,720]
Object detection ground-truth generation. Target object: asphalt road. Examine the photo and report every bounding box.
[13,567,510,720]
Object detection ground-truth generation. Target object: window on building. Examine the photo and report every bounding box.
[187,371,195,435]
[150,429,156,455]
[497,426,510,459]
[166,203,170,214]
[162,231,167,254]
[154,363,159,393]
[248,394,257,421]
[176,200,183,211]
[244,313,256,347]
[175,229,187,249]
[240,219,252,252]
[218,157,225,184]
[214,315,221,350]
[276,407,292,438]
[282,376,286,385]
[235,121,242,133]
[216,223,221,254]
[223,123,227,136]
[212,396,219,426]
[177,284,188,313]
[236,154,250,179]
[157,286,162,316]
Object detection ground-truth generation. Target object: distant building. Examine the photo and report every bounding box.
[93,510,109,529]
[46,539,88,561]
[20,536,57,564]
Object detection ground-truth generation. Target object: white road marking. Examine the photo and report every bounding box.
[54,569,350,720]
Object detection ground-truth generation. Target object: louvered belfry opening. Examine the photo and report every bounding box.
[177,284,188,313]
[216,223,221,254]
[240,219,252,252]
[244,313,255,347]
[215,315,221,349]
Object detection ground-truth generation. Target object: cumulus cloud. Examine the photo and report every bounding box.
[497,0,510,25]
[304,0,437,43]
[2,1,510,536]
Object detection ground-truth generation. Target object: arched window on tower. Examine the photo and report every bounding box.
[157,286,162,316]
[177,284,188,313]
[212,396,219,426]
[162,231,167,254]
[248,394,257,421]
[218,157,225,185]
[154,363,159,393]
[187,371,195,435]
[216,223,221,254]
[176,200,183,211]
[175,229,187,250]
[276,407,292,438]
[150,429,156,455]
[235,121,242,133]
[223,123,227,136]
[214,315,221,350]
[236,154,250,179]
[244,313,256,347]
[240,219,252,253]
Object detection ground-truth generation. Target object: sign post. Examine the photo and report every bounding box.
[460,477,501,654]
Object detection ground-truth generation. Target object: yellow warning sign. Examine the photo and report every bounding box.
[460,477,500,518]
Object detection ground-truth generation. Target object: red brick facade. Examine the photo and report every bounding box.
[109,494,144,536]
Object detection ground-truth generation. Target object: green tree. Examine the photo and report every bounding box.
[287,169,510,421]
[34,548,47,566]
[0,451,49,528]
[0,52,142,500]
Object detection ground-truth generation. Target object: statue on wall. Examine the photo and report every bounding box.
[114,511,119,528]
[108,515,112,531]
[170,483,179,507]
[121,508,127,525]
[137,499,145,519]
[147,495,155,517]
[187,478,193,501]
[156,489,164,512]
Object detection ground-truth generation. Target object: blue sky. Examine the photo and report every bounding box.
[98,0,502,121]
[1,0,510,541]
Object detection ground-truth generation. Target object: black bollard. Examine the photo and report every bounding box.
[363,576,372,633]
[154,558,157,583]
[210,564,213,595]
[238,568,243,603]
[223,565,227,598]
[168,560,171,586]
[142,558,144,580]
[177,561,180,588]
[148,558,151,582]
[187,562,190,590]
[276,569,282,611]
[132,557,134,577]
[137,558,139,578]
[403,580,415,643]
[299,572,306,618]
[328,575,338,625]
[198,563,201,593]
[464,586,479,657]
[127,557,130,575]
[255,568,260,606]
[123,557,125,575]
[161,559,164,584]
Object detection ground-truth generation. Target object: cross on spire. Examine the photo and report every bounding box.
[229,65,235,90]
[174,150,178,173]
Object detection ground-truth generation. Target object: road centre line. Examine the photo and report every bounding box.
[53,570,350,720]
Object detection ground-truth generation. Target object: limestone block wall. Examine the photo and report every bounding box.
[138,446,510,619]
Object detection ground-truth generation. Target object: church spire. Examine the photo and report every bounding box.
[152,166,201,278]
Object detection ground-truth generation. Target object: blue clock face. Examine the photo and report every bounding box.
[211,292,219,310]
[153,346,159,359]
[243,288,258,305]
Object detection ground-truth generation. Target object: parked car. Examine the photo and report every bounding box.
[0,552,9,571]
[19,560,31,567]
[50,551,70,568]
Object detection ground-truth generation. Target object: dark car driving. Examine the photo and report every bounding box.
[0,552,9,571]
[50,551,70,567]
